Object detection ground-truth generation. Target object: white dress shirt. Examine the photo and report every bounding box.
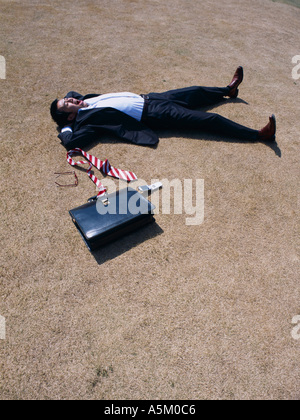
[61,92,145,134]
[79,92,145,122]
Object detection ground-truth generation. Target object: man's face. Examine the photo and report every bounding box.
[57,97,88,113]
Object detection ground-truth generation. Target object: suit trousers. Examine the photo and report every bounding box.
[142,86,259,141]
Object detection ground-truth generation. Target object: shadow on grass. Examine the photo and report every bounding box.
[152,128,282,158]
[91,220,164,265]
[272,0,300,8]
[81,127,282,158]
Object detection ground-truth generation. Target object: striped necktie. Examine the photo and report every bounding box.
[67,148,137,197]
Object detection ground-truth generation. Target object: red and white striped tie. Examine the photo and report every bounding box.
[67,148,137,197]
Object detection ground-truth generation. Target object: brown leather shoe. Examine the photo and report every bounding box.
[227,66,244,98]
[258,115,276,142]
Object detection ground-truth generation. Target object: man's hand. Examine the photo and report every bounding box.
[61,125,73,133]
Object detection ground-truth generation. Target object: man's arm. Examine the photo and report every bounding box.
[90,109,160,147]
[58,108,159,149]
[58,125,100,150]
[65,91,84,100]
[65,91,100,100]
[58,123,159,150]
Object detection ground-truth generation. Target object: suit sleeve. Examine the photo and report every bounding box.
[65,92,100,100]
[58,126,100,150]
[65,91,83,100]
[58,108,159,149]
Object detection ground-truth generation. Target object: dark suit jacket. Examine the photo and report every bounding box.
[58,91,159,150]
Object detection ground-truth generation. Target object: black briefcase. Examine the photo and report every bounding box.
[69,187,156,251]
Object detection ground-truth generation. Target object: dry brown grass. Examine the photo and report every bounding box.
[0,0,299,400]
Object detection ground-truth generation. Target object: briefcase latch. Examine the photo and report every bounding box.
[101,198,110,206]
[138,182,163,194]
[87,195,110,206]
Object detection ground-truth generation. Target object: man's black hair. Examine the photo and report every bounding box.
[50,99,70,128]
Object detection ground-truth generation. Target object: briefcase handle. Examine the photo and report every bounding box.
[88,181,163,204]
[88,195,98,202]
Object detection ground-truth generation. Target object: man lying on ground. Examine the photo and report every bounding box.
[50,67,276,150]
